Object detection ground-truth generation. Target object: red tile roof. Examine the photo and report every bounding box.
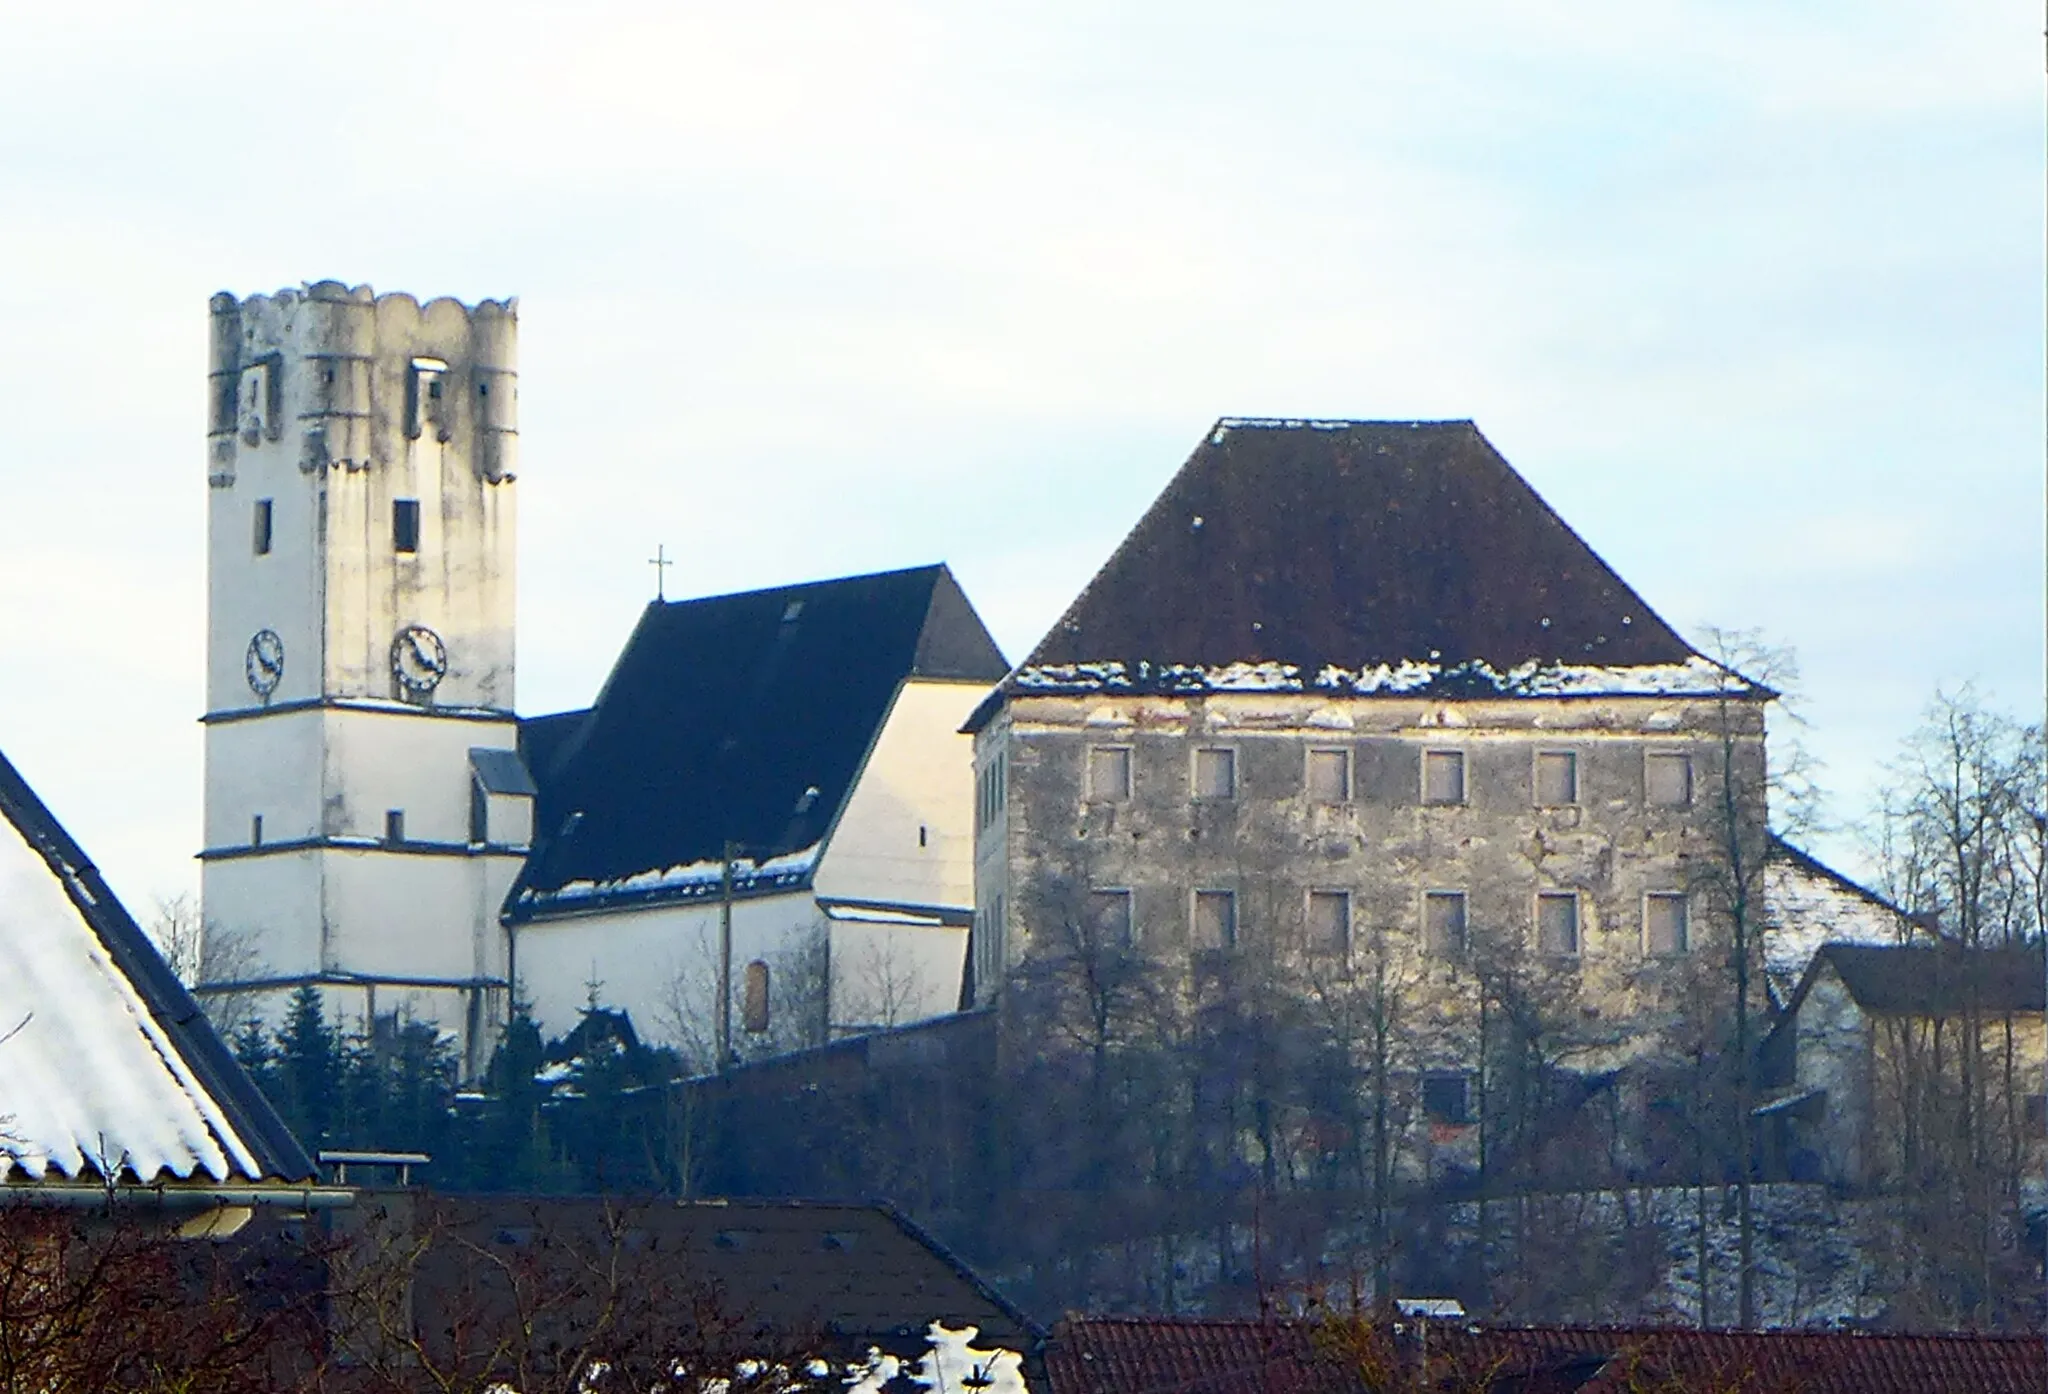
[1046,1315,2048,1394]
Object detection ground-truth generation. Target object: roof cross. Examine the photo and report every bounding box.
[648,544,673,601]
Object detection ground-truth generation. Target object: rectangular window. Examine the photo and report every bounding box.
[1193,747,1237,799]
[1535,750,1578,806]
[1422,750,1466,805]
[1646,893,1690,955]
[252,499,273,556]
[1422,1074,1472,1126]
[1307,890,1350,956]
[385,809,406,845]
[393,499,421,554]
[1646,751,1693,807]
[1088,746,1133,802]
[1089,889,1134,946]
[1537,892,1580,955]
[1424,891,1467,957]
[250,814,263,847]
[1193,890,1237,950]
[1307,748,1352,803]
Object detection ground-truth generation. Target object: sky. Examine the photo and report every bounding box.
[0,2,2040,915]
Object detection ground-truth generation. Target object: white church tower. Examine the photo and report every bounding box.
[197,283,530,1073]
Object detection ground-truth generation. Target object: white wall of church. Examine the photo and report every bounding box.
[826,917,967,1035]
[205,712,327,848]
[321,849,515,984]
[320,711,519,844]
[812,679,987,912]
[200,848,324,977]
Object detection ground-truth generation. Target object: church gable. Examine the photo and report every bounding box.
[510,565,1006,920]
[0,746,314,1186]
[990,419,1741,711]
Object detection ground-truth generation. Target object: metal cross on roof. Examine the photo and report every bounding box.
[649,544,673,600]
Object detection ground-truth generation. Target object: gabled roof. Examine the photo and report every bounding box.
[1805,941,2046,1018]
[1045,1315,2048,1394]
[0,745,315,1186]
[509,565,1005,921]
[972,419,1754,726]
[1763,837,1921,996]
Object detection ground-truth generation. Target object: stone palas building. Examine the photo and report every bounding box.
[963,418,1775,1164]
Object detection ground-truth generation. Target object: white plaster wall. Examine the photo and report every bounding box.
[826,918,967,1034]
[199,847,324,978]
[321,848,516,984]
[204,711,327,848]
[514,893,823,1051]
[813,679,985,911]
[321,710,518,844]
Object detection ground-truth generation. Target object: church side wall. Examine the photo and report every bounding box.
[826,918,969,1035]
[812,680,987,912]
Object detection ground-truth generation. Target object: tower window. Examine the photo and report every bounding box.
[1535,750,1578,806]
[1307,747,1351,803]
[1537,891,1581,955]
[393,499,420,554]
[1193,747,1236,800]
[743,961,771,1033]
[1308,890,1351,956]
[1423,750,1466,805]
[1087,746,1132,801]
[252,500,273,556]
[385,809,406,844]
[1425,890,1467,957]
[1193,889,1237,950]
[1089,889,1135,946]
[1646,893,1690,955]
[1646,751,1693,807]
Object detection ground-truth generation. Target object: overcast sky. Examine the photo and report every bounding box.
[0,2,2040,914]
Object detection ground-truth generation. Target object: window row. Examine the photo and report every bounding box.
[975,753,1009,832]
[1083,886,1692,958]
[1085,744,1694,808]
[249,498,421,556]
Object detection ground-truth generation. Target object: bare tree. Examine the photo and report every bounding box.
[147,893,264,1037]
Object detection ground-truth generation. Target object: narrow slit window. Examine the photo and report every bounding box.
[1089,889,1134,946]
[1193,890,1237,950]
[252,499,273,556]
[1646,893,1690,955]
[385,809,406,844]
[250,814,264,847]
[1646,751,1693,807]
[1425,891,1467,957]
[1422,750,1466,805]
[393,499,421,554]
[1535,751,1578,806]
[743,960,771,1033]
[1193,747,1236,800]
[1307,748,1352,803]
[1308,890,1350,956]
[1088,746,1133,802]
[1537,892,1580,955]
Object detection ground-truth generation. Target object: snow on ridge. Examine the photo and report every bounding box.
[1015,655,1752,699]
[543,845,821,903]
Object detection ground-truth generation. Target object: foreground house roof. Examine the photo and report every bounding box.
[510,564,1006,920]
[970,419,1756,727]
[1796,940,2046,1019]
[1045,1314,2048,1394]
[0,745,315,1187]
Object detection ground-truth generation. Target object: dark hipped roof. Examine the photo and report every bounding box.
[1810,941,2046,1017]
[509,565,1005,920]
[971,419,1742,725]
[0,745,316,1185]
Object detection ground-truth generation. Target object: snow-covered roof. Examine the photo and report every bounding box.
[0,745,314,1186]
[1763,838,1918,996]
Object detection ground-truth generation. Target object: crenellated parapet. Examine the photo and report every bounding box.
[207,283,519,487]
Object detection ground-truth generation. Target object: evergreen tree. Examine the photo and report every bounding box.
[273,985,341,1149]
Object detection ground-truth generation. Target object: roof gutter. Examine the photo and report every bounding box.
[1,1184,355,1213]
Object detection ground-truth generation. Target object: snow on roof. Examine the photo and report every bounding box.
[0,747,314,1185]
[1763,838,1918,995]
[1009,655,1750,700]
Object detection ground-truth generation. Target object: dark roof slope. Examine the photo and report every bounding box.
[0,745,315,1184]
[1816,941,2045,1016]
[1046,1316,2048,1394]
[510,565,1005,920]
[972,420,1744,724]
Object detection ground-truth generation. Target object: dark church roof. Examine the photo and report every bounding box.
[0,745,316,1185]
[508,565,1005,922]
[971,419,1750,727]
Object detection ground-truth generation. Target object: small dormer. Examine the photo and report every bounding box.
[469,747,537,849]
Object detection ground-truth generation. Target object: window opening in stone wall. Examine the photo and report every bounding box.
[251,814,263,847]
[1646,751,1693,807]
[1423,750,1466,805]
[1537,891,1580,955]
[1646,893,1690,954]
[252,499,273,556]
[385,809,406,844]
[743,960,770,1033]
[1425,890,1467,956]
[1193,747,1236,799]
[1088,746,1132,801]
[1535,750,1578,806]
[1308,890,1350,956]
[1423,1073,1472,1125]
[1307,748,1351,803]
[470,779,489,845]
[1193,889,1237,950]
[394,499,421,554]
[1090,889,1134,946]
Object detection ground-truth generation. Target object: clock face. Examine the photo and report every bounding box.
[391,624,449,694]
[245,629,285,696]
